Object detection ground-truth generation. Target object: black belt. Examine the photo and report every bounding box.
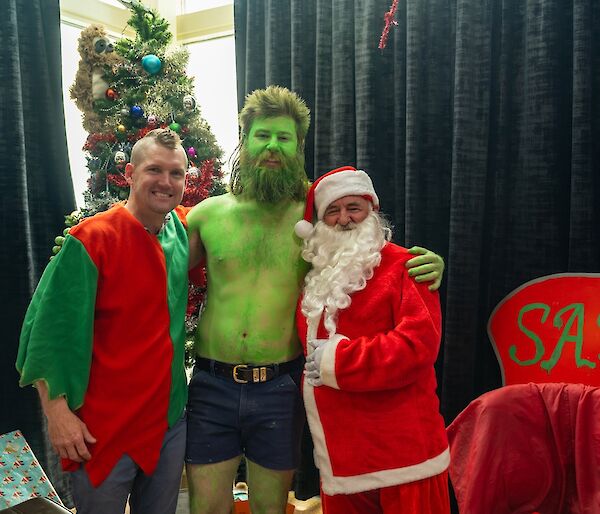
[195,356,302,384]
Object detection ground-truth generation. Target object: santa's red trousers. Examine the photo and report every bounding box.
[321,471,450,514]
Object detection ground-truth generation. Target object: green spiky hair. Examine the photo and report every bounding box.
[239,86,311,149]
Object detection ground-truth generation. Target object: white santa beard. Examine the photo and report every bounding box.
[301,213,386,338]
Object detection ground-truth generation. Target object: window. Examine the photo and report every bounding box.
[61,21,90,207]
[186,35,238,179]
[182,0,233,14]
[97,0,126,9]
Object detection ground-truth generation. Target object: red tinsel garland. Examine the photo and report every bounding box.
[107,173,129,188]
[130,126,153,141]
[182,159,217,323]
[84,132,117,152]
[187,277,206,317]
[379,0,399,50]
[182,159,216,207]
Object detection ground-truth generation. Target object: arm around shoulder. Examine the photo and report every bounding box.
[406,246,445,291]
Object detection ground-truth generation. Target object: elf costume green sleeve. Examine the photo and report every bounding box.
[18,235,96,409]
[17,204,189,486]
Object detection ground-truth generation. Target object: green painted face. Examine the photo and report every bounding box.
[247,116,299,161]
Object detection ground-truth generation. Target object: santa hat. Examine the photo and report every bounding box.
[295,166,379,239]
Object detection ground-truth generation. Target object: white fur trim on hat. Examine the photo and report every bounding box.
[294,219,314,239]
[314,169,379,220]
[295,166,379,240]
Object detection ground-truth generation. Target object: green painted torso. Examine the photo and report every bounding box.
[188,193,309,364]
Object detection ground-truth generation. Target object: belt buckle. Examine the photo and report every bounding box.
[253,367,268,383]
[233,364,248,383]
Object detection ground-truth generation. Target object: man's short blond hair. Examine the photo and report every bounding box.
[130,128,187,166]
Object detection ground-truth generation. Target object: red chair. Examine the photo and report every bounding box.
[447,381,600,513]
[448,275,600,513]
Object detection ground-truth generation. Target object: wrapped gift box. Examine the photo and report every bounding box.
[0,431,65,511]
[0,497,71,513]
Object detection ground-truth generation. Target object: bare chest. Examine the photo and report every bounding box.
[201,203,305,274]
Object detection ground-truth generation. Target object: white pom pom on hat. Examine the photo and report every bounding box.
[294,219,315,239]
[294,166,379,239]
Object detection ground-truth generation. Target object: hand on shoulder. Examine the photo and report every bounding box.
[405,246,445,291]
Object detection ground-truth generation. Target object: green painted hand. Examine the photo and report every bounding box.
[406,246,445,291]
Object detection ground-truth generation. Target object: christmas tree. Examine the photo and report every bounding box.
[66,0,225,364]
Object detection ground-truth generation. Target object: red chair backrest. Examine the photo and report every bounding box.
[488,273,600,386]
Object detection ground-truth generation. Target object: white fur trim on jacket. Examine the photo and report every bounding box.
[303,379,450,495]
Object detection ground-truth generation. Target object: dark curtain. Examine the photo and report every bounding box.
[0,0,75,502]
[235,0,600,499]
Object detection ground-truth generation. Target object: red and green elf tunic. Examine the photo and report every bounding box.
[17,203,189,486]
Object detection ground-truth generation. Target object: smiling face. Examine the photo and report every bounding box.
[124,141,187,228]
[322,195,372,229]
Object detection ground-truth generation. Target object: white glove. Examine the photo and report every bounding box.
[305,339,328,387]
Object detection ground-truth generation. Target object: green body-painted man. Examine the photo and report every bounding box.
[184,86,445,514]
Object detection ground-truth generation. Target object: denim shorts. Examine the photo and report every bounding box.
[185,358,305,470]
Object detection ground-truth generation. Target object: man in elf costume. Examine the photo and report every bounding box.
[17,129,190,514]
[295,166,450,514]
[184,86,446,514]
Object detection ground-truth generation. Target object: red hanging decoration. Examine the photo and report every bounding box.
[378,0,399,50]
[83,132,117,152]
[186,278,206,316]
[106,173,129,188]
[131,126,153,141]
[181,159,217,207]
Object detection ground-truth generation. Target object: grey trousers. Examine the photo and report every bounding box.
[70,415,186,514]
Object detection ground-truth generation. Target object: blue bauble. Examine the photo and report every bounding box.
[141,54,162,75]
[130,105,144,118]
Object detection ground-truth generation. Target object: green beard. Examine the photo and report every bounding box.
[233,146,309,203]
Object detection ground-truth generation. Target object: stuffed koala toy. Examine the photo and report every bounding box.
[70,24,123,133]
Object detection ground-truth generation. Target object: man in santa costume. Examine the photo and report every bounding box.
[295,166,450,514]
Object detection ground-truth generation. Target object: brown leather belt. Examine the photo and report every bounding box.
[194,356,303,384]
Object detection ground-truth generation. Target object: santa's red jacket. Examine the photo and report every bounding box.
[296,242,449,495]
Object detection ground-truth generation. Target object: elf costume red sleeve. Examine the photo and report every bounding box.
[17,204,189,486]
[296,243,449,495]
